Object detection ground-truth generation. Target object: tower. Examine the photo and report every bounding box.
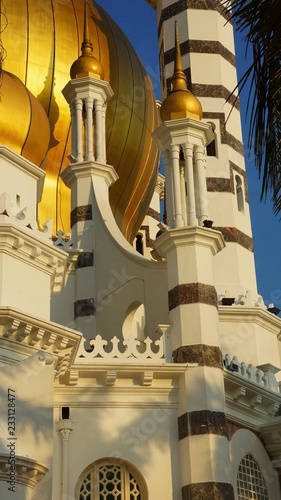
[148,0,258,299]
[0,1,281,500]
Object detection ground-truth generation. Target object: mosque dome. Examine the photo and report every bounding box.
[1,1,159,242]
[0,71,50,168]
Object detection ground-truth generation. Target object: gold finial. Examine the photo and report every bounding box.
[70,0,104,79]
[170,21,188,92]
[81,0,93,58]
[160,21,202,122]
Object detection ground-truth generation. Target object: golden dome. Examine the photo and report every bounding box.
[0,71,50,168]
[70,1,104,80]
[160,22,202,123]
[2,0,159,242]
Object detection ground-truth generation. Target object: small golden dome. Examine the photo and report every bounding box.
[70,0,104,80]
[160,22,202,122]
[0,71,50,168]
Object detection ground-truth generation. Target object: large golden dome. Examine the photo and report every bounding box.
[1,0,159,242]
[0,71,50,168]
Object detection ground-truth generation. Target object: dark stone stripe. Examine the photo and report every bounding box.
[193,84,239,110]
[169,283,217,311]
[71,205,92,227]
[76,252,94,269]
[158,0,188,38]
[158,0,231,38]
[207,177,233,194]
[164,40,236,68]
[173,344,222,367]
[74,298,95,318]
[213,226,253,251]
[207,161,248,202]
[178,410,228,440]
[226,131,244,155]
[182,482,235,500]
[147,207,161,221]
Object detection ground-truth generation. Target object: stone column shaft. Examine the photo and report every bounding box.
[194,145,208,226]
[170,144,184,228]
[75,97,83,163]
[85,97,94,161]
[184,143,197,226]
[163,150,175,228]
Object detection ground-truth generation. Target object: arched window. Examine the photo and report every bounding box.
[76,459,148,500]
[122,301,146,343]
[235,175,244,213]
[237,454,269,500]
[135,234,144,255]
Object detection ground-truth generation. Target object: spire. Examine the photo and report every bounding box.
[159,21,202,122]
[170,21,188,93]
[70,0,104,80]
[81,0,93,58]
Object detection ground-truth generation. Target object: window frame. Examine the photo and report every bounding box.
[75,458,148,500]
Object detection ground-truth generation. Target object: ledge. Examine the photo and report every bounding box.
[0,306,82,377]
[0,454,48,488]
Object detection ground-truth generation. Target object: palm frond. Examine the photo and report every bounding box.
[221,0,281,213]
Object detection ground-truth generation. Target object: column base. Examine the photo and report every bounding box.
[182,482,235,500]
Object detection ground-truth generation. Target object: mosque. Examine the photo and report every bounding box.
[0,0,281,499]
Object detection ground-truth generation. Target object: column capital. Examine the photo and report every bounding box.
[61,161,118,189]
[153,226,225,258]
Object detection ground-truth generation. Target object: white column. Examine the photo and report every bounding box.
[70,102,77,161]
[162,150,175,228]
[85,97,94,161]
[57,420,74,500]
[184,143,197,226]
[75,97,83,163]
[194,145,208,225]
[95,99,104,163]
[170,144,184,228]
[102,103,107,162]
[180,162,187,226]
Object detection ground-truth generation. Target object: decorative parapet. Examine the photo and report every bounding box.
[224,355,281,394]
[0,209,67,295]
[77,325,171,363]
[53,229,73,250]
[223,354,281,423]
[0,454,48,488]
[0,307,82,378]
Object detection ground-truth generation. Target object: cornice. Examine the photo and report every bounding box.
[0,306,82,376]
[0,218,67,293]
[61,160,119,189]
[152,118,214,150]
[218,306,281,336]
[0,454,48,488]
[153,226,225,257]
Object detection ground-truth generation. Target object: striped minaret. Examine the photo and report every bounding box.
[147,0,258,300]
[153,24,235,500]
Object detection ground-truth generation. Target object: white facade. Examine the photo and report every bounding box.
[0,1,281,500]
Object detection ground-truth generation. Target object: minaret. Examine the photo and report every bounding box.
[148,0,258,300]
[61,0,116,340]
[153,25,235,499]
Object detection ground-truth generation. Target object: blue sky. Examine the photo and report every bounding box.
[97,0,281,310]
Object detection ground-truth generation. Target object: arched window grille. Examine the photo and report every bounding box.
[237,454,269,500]
[77,459,147,500]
